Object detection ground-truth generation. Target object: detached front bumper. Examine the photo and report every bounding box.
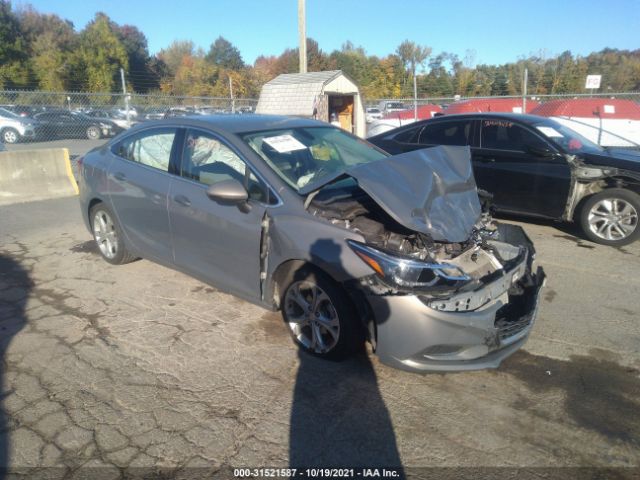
[366,224,545,372]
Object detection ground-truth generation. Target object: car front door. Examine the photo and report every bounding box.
[473,118,572,218]
[107,127,180,263]
[168,128,273,302]
[57,114,79,137]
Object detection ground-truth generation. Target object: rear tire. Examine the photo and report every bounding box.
[90,204,137,265]
[86,126,101,140]
[281,266,363,360]
[579,188,640,246]
[2,128,19,144]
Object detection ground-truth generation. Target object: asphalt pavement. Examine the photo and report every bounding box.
[0,196,638,478]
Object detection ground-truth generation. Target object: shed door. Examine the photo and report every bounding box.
[329,95,354,132]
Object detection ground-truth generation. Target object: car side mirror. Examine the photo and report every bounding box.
[206,179,249,205]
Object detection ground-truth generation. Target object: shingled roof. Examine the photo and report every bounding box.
[256,70,344,116]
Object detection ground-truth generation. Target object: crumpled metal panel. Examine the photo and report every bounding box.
[346,145,482,243]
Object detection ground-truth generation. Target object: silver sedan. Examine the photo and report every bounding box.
[78,115,545,372]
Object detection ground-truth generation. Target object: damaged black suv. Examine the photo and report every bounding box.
[369,113,640,246]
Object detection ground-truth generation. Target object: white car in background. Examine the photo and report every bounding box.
[0,107,38,144]
[365,107,383,123]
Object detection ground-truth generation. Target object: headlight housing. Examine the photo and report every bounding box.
[347,240,471,290]
[99,122,112,129]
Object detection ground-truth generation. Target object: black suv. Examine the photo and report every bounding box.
[368,113,640,246]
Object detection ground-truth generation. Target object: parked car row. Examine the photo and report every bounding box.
[0,104,256,142]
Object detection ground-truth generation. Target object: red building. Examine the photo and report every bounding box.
[444,98,539,114]
[531,98,640,120]
[382,104,443,120]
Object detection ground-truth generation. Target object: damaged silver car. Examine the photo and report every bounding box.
[78,116,545,372]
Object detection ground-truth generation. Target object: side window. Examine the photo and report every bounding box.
[481,120,547,152]
[393,126,422,143]
[418,121,472,146]
[116,128,177,172]
[182,129,275,204]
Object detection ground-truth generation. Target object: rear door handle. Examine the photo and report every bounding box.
[174,195,191,207]
[114,172,126,181]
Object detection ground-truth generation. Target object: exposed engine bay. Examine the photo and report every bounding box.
[308,179,498,263]
[307,178,543,312]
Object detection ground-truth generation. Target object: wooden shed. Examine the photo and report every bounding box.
[256,70,366,137]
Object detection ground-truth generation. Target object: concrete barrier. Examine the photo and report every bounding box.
[0,148,78,206]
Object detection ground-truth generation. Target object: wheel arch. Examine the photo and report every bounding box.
[87,197,104,224]
[572,177,640,221]
[268,258,376,347]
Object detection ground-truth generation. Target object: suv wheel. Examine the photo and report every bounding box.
[2,128,19,144]
[281,266,362,360]
[579,188,640,246]
[86,126,101,140]
[90,204,137,264]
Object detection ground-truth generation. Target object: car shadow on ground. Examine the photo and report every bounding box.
[0,253,31,474]
[289,239,404,472]
[289,351,404,470]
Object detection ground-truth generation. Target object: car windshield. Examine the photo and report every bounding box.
[534,121,604,154]
[242,127,388,193]
[0,107,20,119]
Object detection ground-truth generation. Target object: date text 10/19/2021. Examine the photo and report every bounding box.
[234,468,401,478]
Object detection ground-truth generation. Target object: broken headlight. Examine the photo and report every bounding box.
[347,240,471,290]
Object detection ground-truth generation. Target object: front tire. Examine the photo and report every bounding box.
[281,266,363,360]
[86,126,101,140]
[579,188,640,246]
[2,128,19,144]
[90,204,137,264]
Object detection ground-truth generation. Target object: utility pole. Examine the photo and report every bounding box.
[522,68,528,113]
[229,75,235,113]
[120,68,130,126]
[298,0,307,73]
[413,65,418,121]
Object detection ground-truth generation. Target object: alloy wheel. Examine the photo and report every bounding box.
[87,126,100,139]
[284,281,340,354]
[93,210,118,259]
[587,197,638,241]
[3,129,18,144]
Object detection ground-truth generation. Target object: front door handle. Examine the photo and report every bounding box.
[114,172,126,181]
[477,156,496,163]
[174,195,191,207]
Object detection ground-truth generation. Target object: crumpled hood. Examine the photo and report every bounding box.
[580,149,640,174]
[345,145,482,243]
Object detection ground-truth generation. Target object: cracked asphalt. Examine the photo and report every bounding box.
[0,196,639,479]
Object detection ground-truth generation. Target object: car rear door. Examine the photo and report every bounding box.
[168,128,273,302]
[107,126,180,263]
[473,118,571,218]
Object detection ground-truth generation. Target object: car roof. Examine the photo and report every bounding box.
[127,114,324,135]
[426,112,552,125]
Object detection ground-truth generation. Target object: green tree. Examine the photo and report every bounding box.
[0,0,31,88]
[17,6,75,90]
[205,36,244,70]
[396,40,432,96]
[73,13,129,92]
[158,40,195,76]
[113,24,160,92]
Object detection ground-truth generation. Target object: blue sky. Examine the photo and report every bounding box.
[14,0,640,68]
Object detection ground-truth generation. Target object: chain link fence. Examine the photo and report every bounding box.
[0,89,638,150]
[366,91,640,109]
